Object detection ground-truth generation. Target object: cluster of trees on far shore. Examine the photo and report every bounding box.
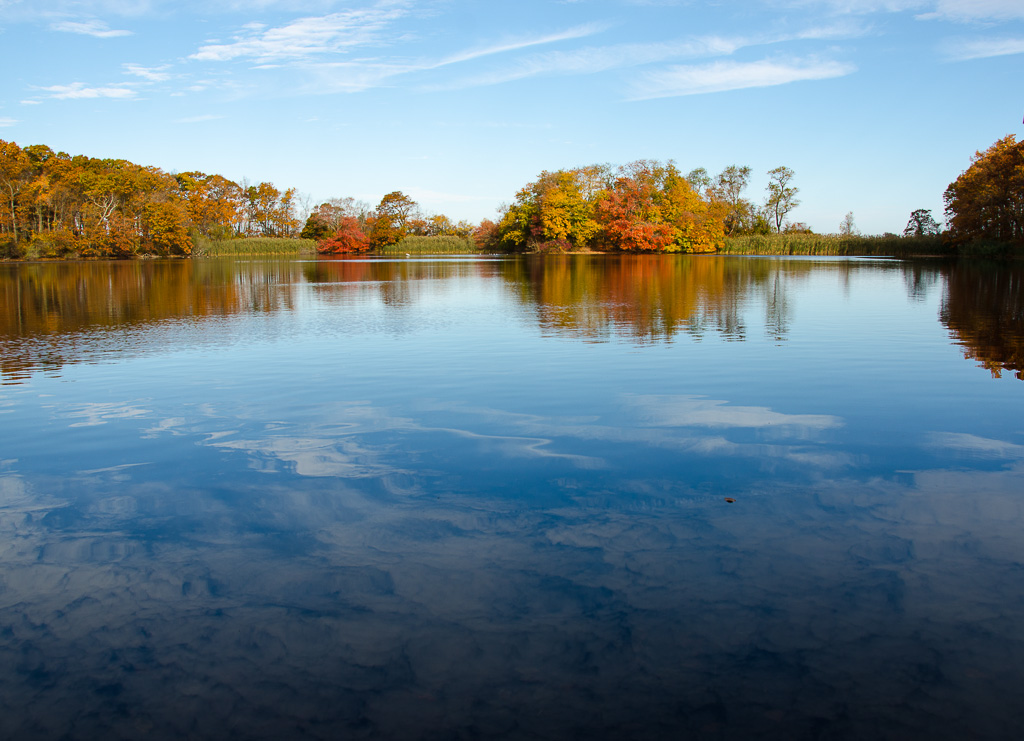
[309,161,818,256]
[301,191,475,255]
[2,134,1022,260]
[0,140,307,258]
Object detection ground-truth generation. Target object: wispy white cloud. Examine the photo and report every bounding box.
[0,117,17,127]
[51,19,133,37]
[945,37,1024,60]
[299,60,417,93]
[630,57,856,99]
[187,9,608,98]
[180,6,864,101]
[433,23,608,68]
[190,6,408,63]
[39,82,139,99]
[425,23,862,93]
[300,23,614,94]
[426,36,745,91]
[123,63,172,81]
[791,20,871,40]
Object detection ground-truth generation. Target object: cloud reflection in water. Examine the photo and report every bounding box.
[2,427,1023,739]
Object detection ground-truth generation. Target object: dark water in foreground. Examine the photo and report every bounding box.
[1,255,1023,740]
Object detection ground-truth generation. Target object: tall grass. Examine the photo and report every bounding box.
[192,236,317,256]
[721,233,951,257]
[381,235,480,255]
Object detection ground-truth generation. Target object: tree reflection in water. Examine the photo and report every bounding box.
[7,255,1001,385]
[940,260,1024,379]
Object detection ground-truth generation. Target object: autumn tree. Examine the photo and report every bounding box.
[4,146,82,253]
[176,172,244,238]
[473,219,499,251]
[903,209,941,237]
[764,166,800,233]
[61,158,135,254]
[594,160,725,253]
[494,195,533,251]
[91,163,193,255]
[535,168,604,249]
[141,198,193,256]
[243,182,299,237]
[423,214,472,237]
[0,140,32,244]
[301,197,371,240]
[944,135,1024,249]
[21,144,58,236]
[275,188,300,237]
[1,138,313,258]
[316,216,370,254]
[369,191,417,249]
[596,173,676,252]
[495,166,608,252]
[301,211,332,241]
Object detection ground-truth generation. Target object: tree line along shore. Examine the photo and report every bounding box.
[2,135,1021,261]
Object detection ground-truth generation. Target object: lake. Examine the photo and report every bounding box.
[1,255,1023,740]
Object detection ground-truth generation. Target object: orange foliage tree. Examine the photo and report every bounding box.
[944,135,1024,250]
[1,137,312,257]
[175,172,244,239]
[243,182,300,237]
[0,140,32,248]
[594,161,725,253]
[0,138,270,256]
[368,191,417,250]
[596,169,676,252]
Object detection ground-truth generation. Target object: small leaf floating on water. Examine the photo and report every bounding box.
[724,497,736,503]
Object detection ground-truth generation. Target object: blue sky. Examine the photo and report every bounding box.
[1,0,1021,234]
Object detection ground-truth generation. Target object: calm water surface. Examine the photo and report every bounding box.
[1,255,1023,740]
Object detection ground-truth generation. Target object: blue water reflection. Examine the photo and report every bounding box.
[0,256,1023,739]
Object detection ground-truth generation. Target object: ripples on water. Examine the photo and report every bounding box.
[1,256,1023,740]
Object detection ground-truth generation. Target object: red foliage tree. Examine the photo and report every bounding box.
[316,216,370,254]
[472,219,499,250]
[596,176,676,252]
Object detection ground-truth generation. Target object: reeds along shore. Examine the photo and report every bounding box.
[149,232,1017,259]
[378,236,478,255]
[191,237,318,256]
[718,233,950,257]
